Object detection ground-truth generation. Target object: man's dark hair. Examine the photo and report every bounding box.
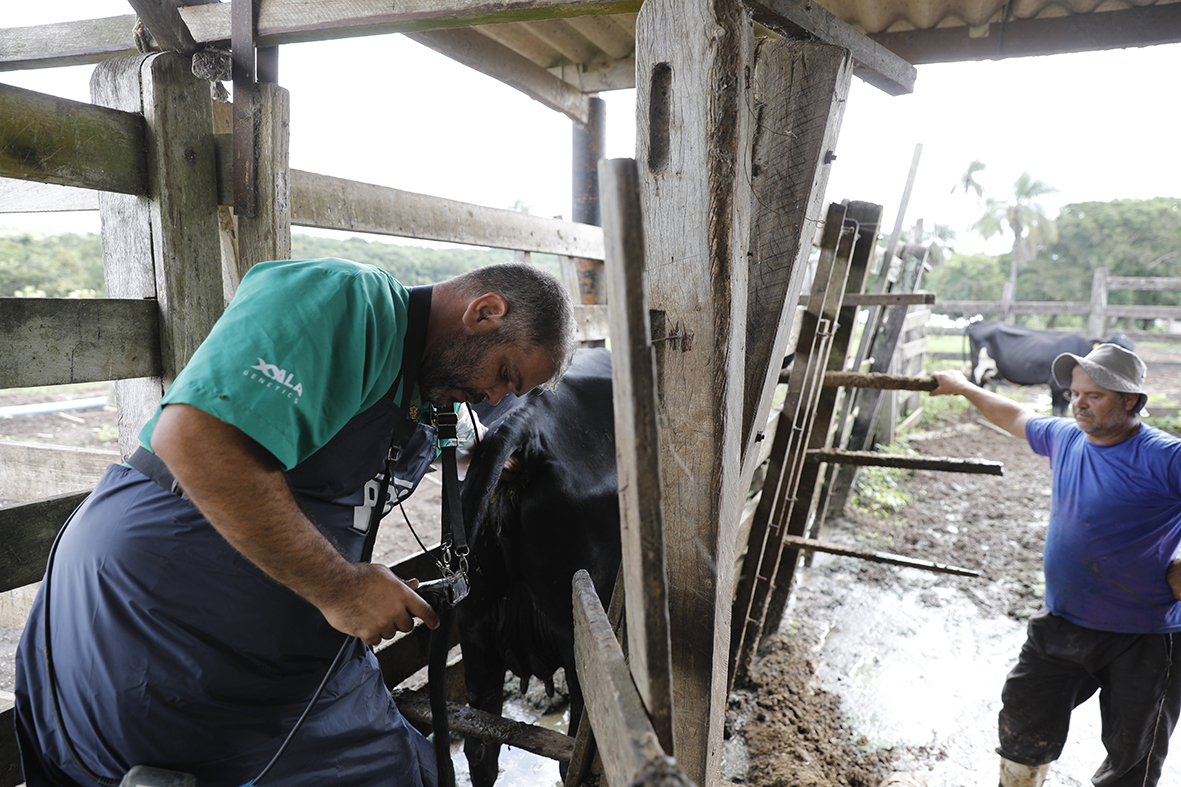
[450,263,578,389]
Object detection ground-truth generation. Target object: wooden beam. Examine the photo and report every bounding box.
[566,15,635,59]
[572,570,694,787]
[395,690,576,765]
[288,169,605,258]
[0,17,139,72]
[126,0,201,54]
[805,449,1004,475]
[234,82,292,274]
[407,27,591,124]
[871,4,1181,65]
[0,491,89,593]
[636,0,752,779]
[0,2,644,72]
[741,39,853,486]
[0,82,147,195]
[780,535,980,577]
[548,57,637,92]
[820,370,936,391]
[0,297,161,388]
[745,0,916,95]
[0,442,118,504]
[0,177,98,212]
[600,158,674,752]
[798,291,935,307]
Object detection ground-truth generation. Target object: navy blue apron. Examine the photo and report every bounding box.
[15,288,440,787]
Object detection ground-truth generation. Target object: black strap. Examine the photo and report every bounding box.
[127,447,187,499]
[434,411,468,558]
[361,285,434,563]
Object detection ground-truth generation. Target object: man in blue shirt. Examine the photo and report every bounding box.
[931,343,1181,787]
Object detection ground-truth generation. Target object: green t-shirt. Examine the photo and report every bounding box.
[139,258,411,470]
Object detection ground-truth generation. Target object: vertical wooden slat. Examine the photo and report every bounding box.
[740,40,854,486]
[600,157,675,752]
[92,53,225,457]
[235,81,291,274]
[635,0,752,782]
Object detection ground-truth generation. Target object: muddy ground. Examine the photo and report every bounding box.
[4,343,1181,786]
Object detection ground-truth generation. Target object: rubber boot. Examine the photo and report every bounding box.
[999,757,1050,787]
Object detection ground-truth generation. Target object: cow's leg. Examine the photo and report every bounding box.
[462,640,507,787]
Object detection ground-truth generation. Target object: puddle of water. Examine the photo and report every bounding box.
[792,554,1181,787]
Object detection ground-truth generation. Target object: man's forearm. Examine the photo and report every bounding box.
[929,370,1033,440]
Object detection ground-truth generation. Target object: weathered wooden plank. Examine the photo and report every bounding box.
[473,22,567,67]
[600,158,674,752]
[636,0,753,778]
[93,54,165,461]
[126,0,200,54]
[797,291,935,307]
[235,82,292,276]
[745,0,916,95]
[805,449,1004,475]
[572,569,694,787]
[408,27,591,124]
[528,18,612,67]
[0,490,89,594]
[821,370,936,391]
[0,297,161,388]
[1107,277,1181,291]
[0,16,139,71]
[0,2,644,72]
[741,40,853,485]
[566,15,635,59]
[396,690,575,764]
[573,304,610,344]
[0,177,99,213]
[0,442,119,503]
[290,170,605,258]
[0,82,147,195]
[780,535,980,577]
[871,4,1181,65]
[548,57,637,92]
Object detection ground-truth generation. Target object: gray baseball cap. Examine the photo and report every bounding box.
[1052,342,1147,410]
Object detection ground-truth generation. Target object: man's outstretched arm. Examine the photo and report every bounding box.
[928,369,1034,441]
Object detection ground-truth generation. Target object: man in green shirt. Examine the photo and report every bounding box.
[15,259,578,787]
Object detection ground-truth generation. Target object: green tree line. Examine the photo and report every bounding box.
[924,197,1181,312]
[0,231,561,297]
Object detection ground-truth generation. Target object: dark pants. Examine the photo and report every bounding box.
[999,610,1181,787]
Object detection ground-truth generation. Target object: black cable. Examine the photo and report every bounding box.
[247,634,354,786]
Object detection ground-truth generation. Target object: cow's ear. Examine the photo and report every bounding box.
[462,293,508,333]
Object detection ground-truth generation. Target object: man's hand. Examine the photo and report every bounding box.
[930,368,974,397]
[320,564,440,646]
[1168,558,1181,602]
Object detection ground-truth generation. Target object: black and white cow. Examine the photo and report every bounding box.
[458,347,620,787]
[966,320,1135,416]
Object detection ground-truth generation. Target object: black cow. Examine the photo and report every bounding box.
[966,321,1135,416]
[458,347,620,787]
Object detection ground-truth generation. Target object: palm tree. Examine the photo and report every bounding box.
[952,160,987,198]
[973,171,1058,295]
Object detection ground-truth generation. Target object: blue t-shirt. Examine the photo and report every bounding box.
[1027,415,1181,633]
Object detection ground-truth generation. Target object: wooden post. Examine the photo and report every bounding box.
[572,96,606,304]
[92,53,225,457]
[635,0,752,781]
[1001,280,1015,323]
[600,157,675,752]
[235,81,291,276]
[1089,267,1109,339]
[740,40,854,488]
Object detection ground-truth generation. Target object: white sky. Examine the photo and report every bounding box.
[3,1,1180,256]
